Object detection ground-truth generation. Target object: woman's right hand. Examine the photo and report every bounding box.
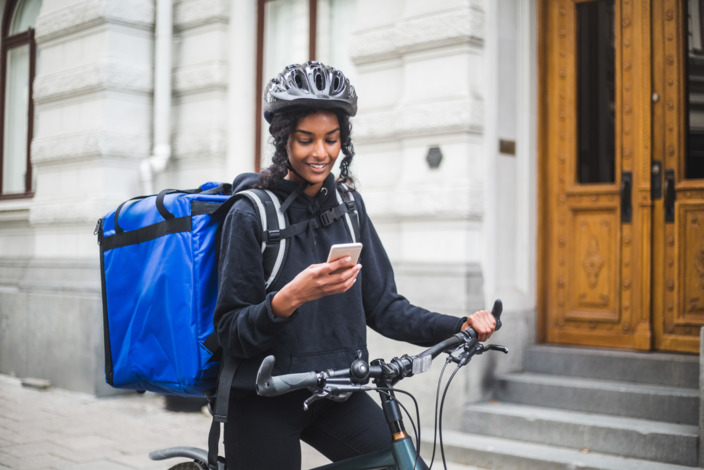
[271,257,362,318]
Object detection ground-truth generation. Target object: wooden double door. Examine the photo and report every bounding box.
[540,0,704,353]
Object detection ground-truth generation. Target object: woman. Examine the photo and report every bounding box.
[214,61,496,469]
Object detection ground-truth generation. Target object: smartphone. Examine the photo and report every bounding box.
[327,242,363,264]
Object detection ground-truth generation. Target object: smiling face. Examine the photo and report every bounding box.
[287,110,342,196]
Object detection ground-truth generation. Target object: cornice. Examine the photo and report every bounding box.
[33,60,152,104]
[350,6,484,64]
[175,0,231,30]
[35,0,155,43]
[31,130,150,164]
[353,98,483,143]
[173,61,229,95]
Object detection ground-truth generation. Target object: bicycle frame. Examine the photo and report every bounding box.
[312,392,424,470]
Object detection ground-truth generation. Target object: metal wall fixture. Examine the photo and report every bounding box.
[426,146,443,169]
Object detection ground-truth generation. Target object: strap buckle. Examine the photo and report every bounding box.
[319,210,335,227]
[266,229,281,243]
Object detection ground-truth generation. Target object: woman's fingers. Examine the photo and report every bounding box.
[296,261,361,299]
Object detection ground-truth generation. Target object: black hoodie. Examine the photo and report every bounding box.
[214,172,465,390]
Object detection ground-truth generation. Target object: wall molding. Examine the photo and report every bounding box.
[354,98,483,143]
[0,257,99,295]
[32,130,150,165]
[175,0,231,30]
[34,60,152,104]
[35,0,154,42]
[350,6,484,64]
[174,61,229,95]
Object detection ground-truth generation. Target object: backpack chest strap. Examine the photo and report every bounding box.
[265,199,357,243]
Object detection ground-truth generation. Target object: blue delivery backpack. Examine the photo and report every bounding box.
[96,182,285,397]
[95,180,361,398]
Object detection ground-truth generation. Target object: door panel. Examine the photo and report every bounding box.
[652,0,704,353]
[540,0,652,350]
[567,206,620,320]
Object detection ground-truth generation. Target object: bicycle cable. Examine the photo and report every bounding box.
[428,358,451,469]
[437,362,464,469]
[377,387,423,470]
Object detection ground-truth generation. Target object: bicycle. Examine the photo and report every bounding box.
[149,299,507,470]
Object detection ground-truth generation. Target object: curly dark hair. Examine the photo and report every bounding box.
[256,107,356,191]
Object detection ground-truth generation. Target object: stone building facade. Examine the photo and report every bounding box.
[0,0,537,429]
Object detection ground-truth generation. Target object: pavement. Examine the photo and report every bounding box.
[0,374,485,470]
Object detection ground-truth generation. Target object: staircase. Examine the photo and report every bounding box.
[434,345,700,469]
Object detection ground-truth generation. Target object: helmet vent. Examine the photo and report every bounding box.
[294,72,304,89]
[313,71,323,90]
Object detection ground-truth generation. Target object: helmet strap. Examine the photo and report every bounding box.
[286,159,314,187]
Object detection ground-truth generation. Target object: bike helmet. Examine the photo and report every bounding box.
[263,61,358,123]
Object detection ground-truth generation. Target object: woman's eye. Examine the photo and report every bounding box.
[326,139,339,145]
[297,139,312,145]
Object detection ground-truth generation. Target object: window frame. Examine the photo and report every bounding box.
[0,0,38,199]
[255,0,317,172]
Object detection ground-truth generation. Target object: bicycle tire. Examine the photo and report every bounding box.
[167,462,208,470]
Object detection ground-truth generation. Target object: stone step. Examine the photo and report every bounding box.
[525,345,698,388]
[422,429,701,470]
[495,372,698,424]
[462,402,699,467]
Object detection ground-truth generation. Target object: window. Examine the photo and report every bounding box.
[575,0,615,184]
[255,0,356,170]
[0,0,41,198]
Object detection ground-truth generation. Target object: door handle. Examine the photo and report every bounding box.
[621,171,632,223]
[651,160,662,199]
[664,169,675,223]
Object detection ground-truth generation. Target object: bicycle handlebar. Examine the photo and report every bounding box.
[256,299,504,398]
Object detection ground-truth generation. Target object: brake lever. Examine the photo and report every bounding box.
[485,344,509,354]
[303,388,356,410]
[448,342,509,366]
[303,390,328,410]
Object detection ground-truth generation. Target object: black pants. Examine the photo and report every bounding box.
[224,389,394,469]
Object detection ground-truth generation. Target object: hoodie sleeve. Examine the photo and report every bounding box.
[354,194,465,346]
[213,199,292,358]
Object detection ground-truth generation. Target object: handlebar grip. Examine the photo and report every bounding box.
[492,298,503,332]
[256,355,319,397]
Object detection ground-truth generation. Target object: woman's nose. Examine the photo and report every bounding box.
[312,139,325,157]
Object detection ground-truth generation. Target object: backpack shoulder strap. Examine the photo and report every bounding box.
[236,189,289,290]
[336,184,361,242]
[208,354,238,469]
